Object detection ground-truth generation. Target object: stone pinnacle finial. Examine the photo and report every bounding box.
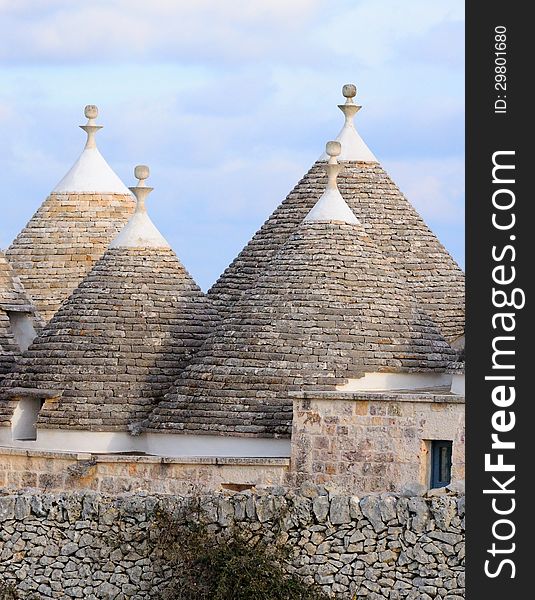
[84,105,99,122]
[304,140,359,225]
[339,84,361,120]
[134,165,150,187]
[80,104,103,149]
[129,164,153,212]
[318,83,376,162]
[326,140,341,164]
[324,140,342,187]
[110,163,169,248]
[342,83,357,103]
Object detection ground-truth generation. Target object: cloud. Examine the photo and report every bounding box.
[0,0,325,65]
[384,157,465,225]
[400,19,465,68]
[0,0,465,286]
[319,0,464,67]
[0,0,464,71]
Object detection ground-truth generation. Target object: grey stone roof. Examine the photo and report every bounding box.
[148,220,456,438]
[208,161,465,343]
[6,192,135,322]
[0,310,19,380]
[0,251,40,380]
[0,247,219,431]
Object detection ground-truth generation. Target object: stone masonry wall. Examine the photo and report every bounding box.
[291,393,465,492]
[0,487,465,599]
[0,448,289,495]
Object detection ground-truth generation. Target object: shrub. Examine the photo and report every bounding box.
[0,579,18,600]
[154,512,329,600]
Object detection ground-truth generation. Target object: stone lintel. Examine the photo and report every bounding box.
[0,303,36,313]
[0,387,61,399]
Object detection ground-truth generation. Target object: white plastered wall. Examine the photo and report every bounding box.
[336,372,454,392]
[0,427,291,458]
[10,398,42,441]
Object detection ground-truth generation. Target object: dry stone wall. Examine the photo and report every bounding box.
[0,486,464,599]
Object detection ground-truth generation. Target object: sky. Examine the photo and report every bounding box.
[0,0,464,291]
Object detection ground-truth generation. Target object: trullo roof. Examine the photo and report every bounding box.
[148,142,456,438]
[5,105,135,323]
[0,251,41,379]
[208,85,464,343]
[0,167,219,432]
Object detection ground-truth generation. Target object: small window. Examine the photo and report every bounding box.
[430,440,453,489]
[12,398,45,441]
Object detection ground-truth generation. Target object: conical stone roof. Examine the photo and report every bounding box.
[5,106,135,323]
[0,167,219,432]
[0,313,19,380]
[0,251,39,379]
[0,251,41,380]
[148,143,456,439]
[208,86,464,343]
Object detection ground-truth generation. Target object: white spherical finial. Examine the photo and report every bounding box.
[326,140,341,158]
[134,164,150,182]
[342,84,357,99]
[84,105,99,120]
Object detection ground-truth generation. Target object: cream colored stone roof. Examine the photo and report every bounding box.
[0,247,218,432]
[0,251,34,312]
[149,219,456,438]
[0,310,18,381]
[5,106,135,323]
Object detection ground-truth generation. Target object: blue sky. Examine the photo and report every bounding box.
[0,0,464,291]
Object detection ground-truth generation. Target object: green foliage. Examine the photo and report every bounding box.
[155,512,329,600]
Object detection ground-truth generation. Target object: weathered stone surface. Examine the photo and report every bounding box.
[0,251,42,380]
[447,480,465,494]
[207,161,465,344]
[291,394,465,494]
[330,496,351,525]
[400,482,428,497]
[149,221,456,438]
[0,248,219,431]
[0,496,15,521]
[5,191,135,323]
[0,489,465,599]
[360,496,386,532]
[313,495,330,522]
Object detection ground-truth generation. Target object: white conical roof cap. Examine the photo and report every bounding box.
[53,105,131,194]
[305,141,360,225]
[318,84,377,162]
[110,165,170,249]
